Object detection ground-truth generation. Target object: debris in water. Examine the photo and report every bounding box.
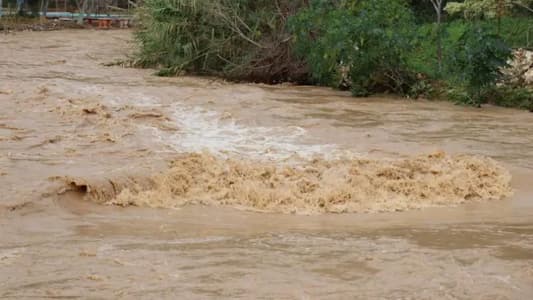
[37,86,50,95]
[87,274,104,281]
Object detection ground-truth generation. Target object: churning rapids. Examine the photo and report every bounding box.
[1,30,533,299]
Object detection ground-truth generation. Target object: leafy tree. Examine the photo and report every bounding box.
[289,0,417,96]
[446,25,512,105]
[446,0,533,19]
[135,0,308,83]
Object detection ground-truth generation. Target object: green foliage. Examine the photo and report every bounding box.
[408,79,435,99]
[445,0,504,19]
[289,0,417,96]
[133,0,532,110]
[409,20,523,105]
[488,86,533,110]
[135,0,307,83]
[407,20,469,81]
[445,0,533,20]
[432,17,533,48]
[451,85,533,110]
[488,17,533,48]
[445,25,512,105]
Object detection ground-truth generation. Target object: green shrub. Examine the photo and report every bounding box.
[443,17,533,48]
[408,79,435,99]
[489,86,533,110]
[289,0,418,96]
[445,25,512,105]
[446,87,473,105]
[135,0,308,83]
[409,21,476,79]
[133,0,531,111]
[492,17,533,48]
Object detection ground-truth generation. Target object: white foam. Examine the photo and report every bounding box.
[166,104,341,161]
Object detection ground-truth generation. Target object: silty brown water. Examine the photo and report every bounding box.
[1,30,532,299]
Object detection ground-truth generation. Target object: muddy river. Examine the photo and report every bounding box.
[1,30,533,299]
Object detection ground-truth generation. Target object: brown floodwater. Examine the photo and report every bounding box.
[1,30,533,299]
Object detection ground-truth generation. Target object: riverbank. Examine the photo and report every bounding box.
[134,0,533,111]
[0,16,85,31]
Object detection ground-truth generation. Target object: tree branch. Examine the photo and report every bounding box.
[512,1,533,13]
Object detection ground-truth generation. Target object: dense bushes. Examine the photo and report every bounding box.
[134,0,532,109]
[289,0,417,96]
[489,87,533,110]
[489,17,533,48]
[287,0,516,102]
[445,25,513,105]
[411,19,530,105]
[135,0,308,83]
